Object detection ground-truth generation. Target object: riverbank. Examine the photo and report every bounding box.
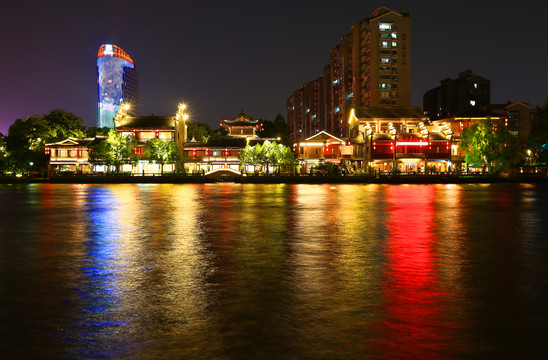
[1,174,547,184]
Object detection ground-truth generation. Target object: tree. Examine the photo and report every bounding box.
[186,121,213,142]
[278,145,296,174]
[42,109,86,140]
[88,137,111,169]
[460,118,519,173]
[6,115,50,173]
[0,133,8,174]
[5,109,86,174]
[238,141,294,175]
[88,130,137,173]
[526,99,548,165]
[106,129,138,172]
[86,126,110,138]
[145,138,183,174]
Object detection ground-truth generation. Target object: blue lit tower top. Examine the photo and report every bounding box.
[97,44,139,128]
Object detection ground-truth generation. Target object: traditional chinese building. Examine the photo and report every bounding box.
[292,106,455,173]
[45,104,189,175]
[45,137,102,174]
[294,131,353,173]
[183,111,264,174]
[220,110,260,138]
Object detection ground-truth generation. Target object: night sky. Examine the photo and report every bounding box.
[1,0,547,135]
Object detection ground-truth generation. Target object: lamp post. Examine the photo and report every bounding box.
[175,103,189,172]
[362,128,373,173]
[175,103,189,143]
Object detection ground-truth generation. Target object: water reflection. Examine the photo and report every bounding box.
[0,183,547,359]
[373,185,454,359]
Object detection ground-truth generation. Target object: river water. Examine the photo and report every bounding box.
[0,183,547,359]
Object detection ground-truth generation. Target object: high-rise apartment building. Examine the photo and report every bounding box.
[287,7,411,142]
[97,44,139,129]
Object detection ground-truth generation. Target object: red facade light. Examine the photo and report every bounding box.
[395,141,429,146]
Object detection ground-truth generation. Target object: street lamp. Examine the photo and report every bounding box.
[361,122,373,173]
[176,103,189,143]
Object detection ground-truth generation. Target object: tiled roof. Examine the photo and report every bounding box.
[46,137,98,147]
[116,116,175,130]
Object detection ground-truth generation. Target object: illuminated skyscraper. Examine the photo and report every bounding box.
[97,44,139,128]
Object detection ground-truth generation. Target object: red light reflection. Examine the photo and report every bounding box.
[374,185,454,358]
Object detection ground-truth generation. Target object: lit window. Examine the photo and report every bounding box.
[379,23,391,31]
[381,41,389,48]
[470,100,476,106]
[381,58,391,64]
[391,33,397,39]
[392,42,397,47]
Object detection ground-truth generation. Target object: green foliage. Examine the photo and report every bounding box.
[238,141,294,174]
[186,121,213,142]
[460,118,519,173]
[88,138,110,166]
[212,126,228,137]
[88,129,138,172]
[5,109,85,173]
[144,138,183,174]
[86,127,110,137]
[0,133,8,173]
[526,99,548,165]
[317,162,336,176]
[42,109,86,140]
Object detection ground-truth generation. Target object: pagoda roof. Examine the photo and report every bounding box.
[222,110,259,126]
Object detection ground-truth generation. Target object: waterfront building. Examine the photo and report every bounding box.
[45,137,102,174]
[97,44,139,129]
[488,101,531,141]
[220,110,260,138]
[114,106,186,150]
[113,104,187,174]
[287,7,411,143]
[294,131,353,174]
[184,111,268,174]
[292,106,456,174]
[46,104,188,175]
[346,106,455,173]
[431,101,531,141]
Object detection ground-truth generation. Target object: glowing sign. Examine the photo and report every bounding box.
[104,44,114,55]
